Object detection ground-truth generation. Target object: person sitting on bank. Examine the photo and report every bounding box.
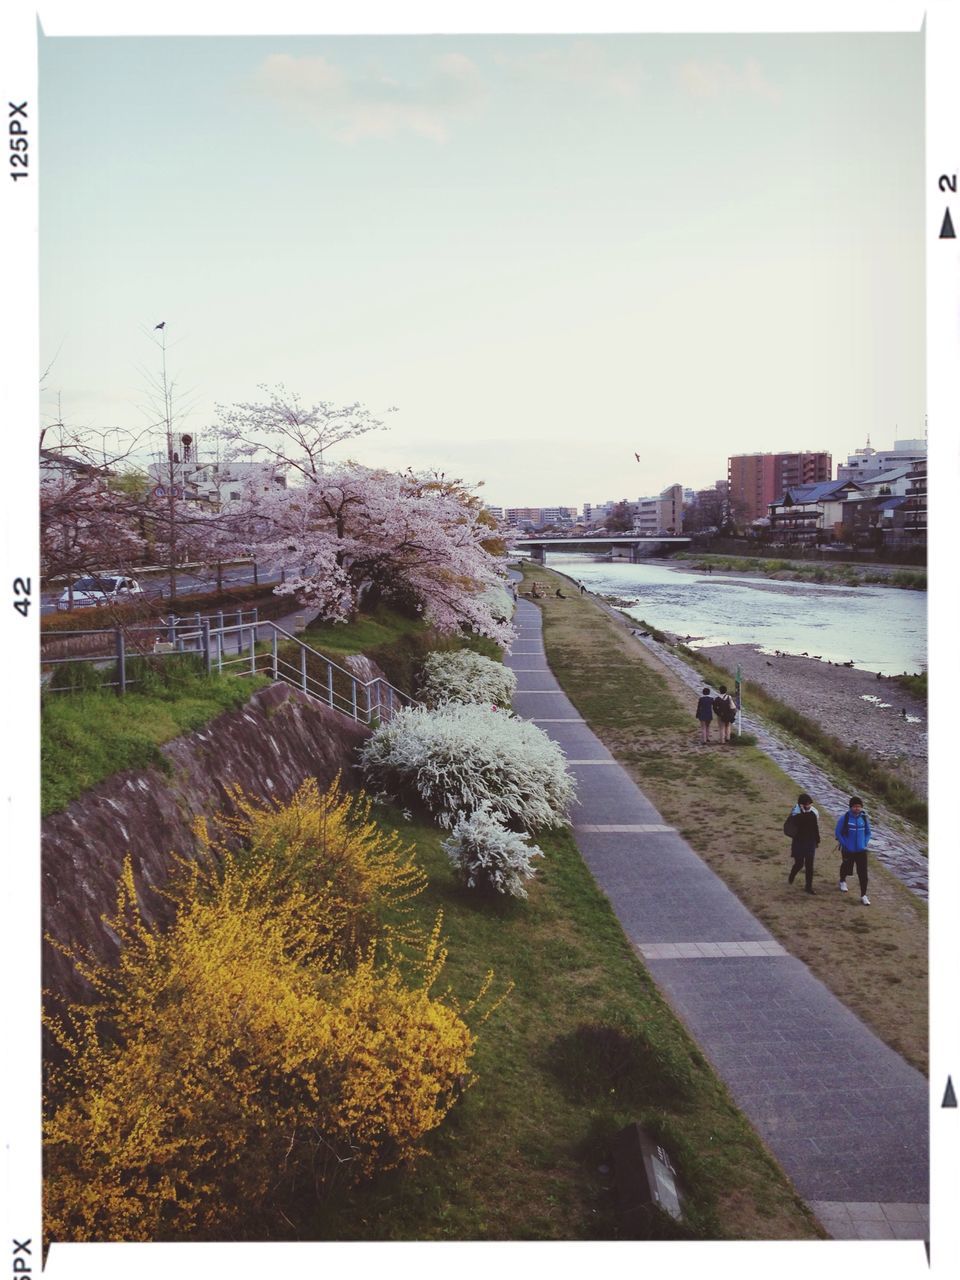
[784,792,820,894]
[695,687,714,744]
[835,795,872,905]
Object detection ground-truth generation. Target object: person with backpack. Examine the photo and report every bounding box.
[835,796,872,905]
[695,686,714,744]
[713,684,737,743]
[783,792,821,893]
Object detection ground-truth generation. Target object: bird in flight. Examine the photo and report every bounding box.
[154,321,165,330]
[634,452,641,462]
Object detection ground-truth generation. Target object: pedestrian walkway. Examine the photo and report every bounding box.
[507,596,928,1240]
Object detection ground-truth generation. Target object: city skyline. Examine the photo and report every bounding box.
[39,28,924,508]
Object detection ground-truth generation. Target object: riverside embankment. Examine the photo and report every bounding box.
[506,587,928,1238]
[517,560,928,1076]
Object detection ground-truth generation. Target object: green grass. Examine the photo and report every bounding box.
[41,604,501,817]
[291,808,820,1242]
[41,661,269,816]
[299,606,425,656]
[298,604,502,697]
[673,553,926,591]
[521,563,928,1075]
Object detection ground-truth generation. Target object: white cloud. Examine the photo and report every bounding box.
[676,57,781,104]
[253,51,486,143]
[495,39,644,100]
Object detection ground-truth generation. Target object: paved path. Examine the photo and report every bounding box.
[507,596,928,1240]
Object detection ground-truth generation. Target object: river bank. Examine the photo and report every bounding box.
[517,560,928,1074]
[691,643,928,801]
[667,553,926,591]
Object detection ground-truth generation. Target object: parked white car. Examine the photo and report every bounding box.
[57,574,144,610]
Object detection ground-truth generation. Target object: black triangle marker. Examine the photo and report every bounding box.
[940,208,956,239]
[943,1075,957,1107]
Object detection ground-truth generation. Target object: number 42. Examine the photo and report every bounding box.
[13,577,31,617]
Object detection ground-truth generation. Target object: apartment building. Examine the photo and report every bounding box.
[503,506,577,529]
[634,484,684,535]
[727,452,832,524]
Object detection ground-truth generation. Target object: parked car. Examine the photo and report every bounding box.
[57,574,144,611]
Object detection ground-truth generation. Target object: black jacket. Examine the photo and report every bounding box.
[790,807,820,856]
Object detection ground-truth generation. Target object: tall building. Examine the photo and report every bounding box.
[634,484,684,534]
[727,452,832,524]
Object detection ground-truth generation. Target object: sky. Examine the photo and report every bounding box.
[38,28,925,509]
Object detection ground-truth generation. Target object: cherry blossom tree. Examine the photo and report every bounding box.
[214,384,392,481]
[40,416,150,605]
[217,462,514,647]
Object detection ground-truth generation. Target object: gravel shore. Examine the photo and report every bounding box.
[695,642,928,799]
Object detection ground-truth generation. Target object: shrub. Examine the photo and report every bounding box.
[44,851,480,1242]
[896,671,927,700]
[418,649,517,709]
[443,803,544,898]
[359,704,576,830]
[193,776,427,959]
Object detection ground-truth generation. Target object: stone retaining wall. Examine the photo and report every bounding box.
[42,682,371,1007]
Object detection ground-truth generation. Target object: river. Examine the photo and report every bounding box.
[537,555,926,676]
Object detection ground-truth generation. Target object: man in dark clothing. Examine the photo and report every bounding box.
[836,796,872,905]
[785,792,820,893]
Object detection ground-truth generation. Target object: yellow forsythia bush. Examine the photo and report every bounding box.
[193,775,427,961]
[44,782,497,1243]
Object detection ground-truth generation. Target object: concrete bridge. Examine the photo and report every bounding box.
[516,535,691,564]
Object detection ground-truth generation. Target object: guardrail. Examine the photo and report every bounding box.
[40,612,418,725]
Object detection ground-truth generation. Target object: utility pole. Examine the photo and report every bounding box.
[155,326,179,603]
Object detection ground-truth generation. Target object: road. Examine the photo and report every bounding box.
[41,562,269,615]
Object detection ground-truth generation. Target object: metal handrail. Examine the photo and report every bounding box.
[41,609,260,640]
[40,612,420,725]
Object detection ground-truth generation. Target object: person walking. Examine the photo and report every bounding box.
[836,795,872,905]
[695,686,714,744]
[784,792,820,893]
[713,684,737,743]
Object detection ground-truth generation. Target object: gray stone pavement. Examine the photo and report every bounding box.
[507,597,929,1240]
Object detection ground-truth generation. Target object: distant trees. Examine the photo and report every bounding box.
[606,501,634,533]
[39,418,150,603]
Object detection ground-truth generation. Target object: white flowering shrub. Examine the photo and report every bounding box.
[359,704,576,831]
[418,650,517,709]
[443,804,544,898]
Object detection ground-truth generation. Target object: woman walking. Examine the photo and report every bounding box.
[695,686,714,744]
[784,792,821,894]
